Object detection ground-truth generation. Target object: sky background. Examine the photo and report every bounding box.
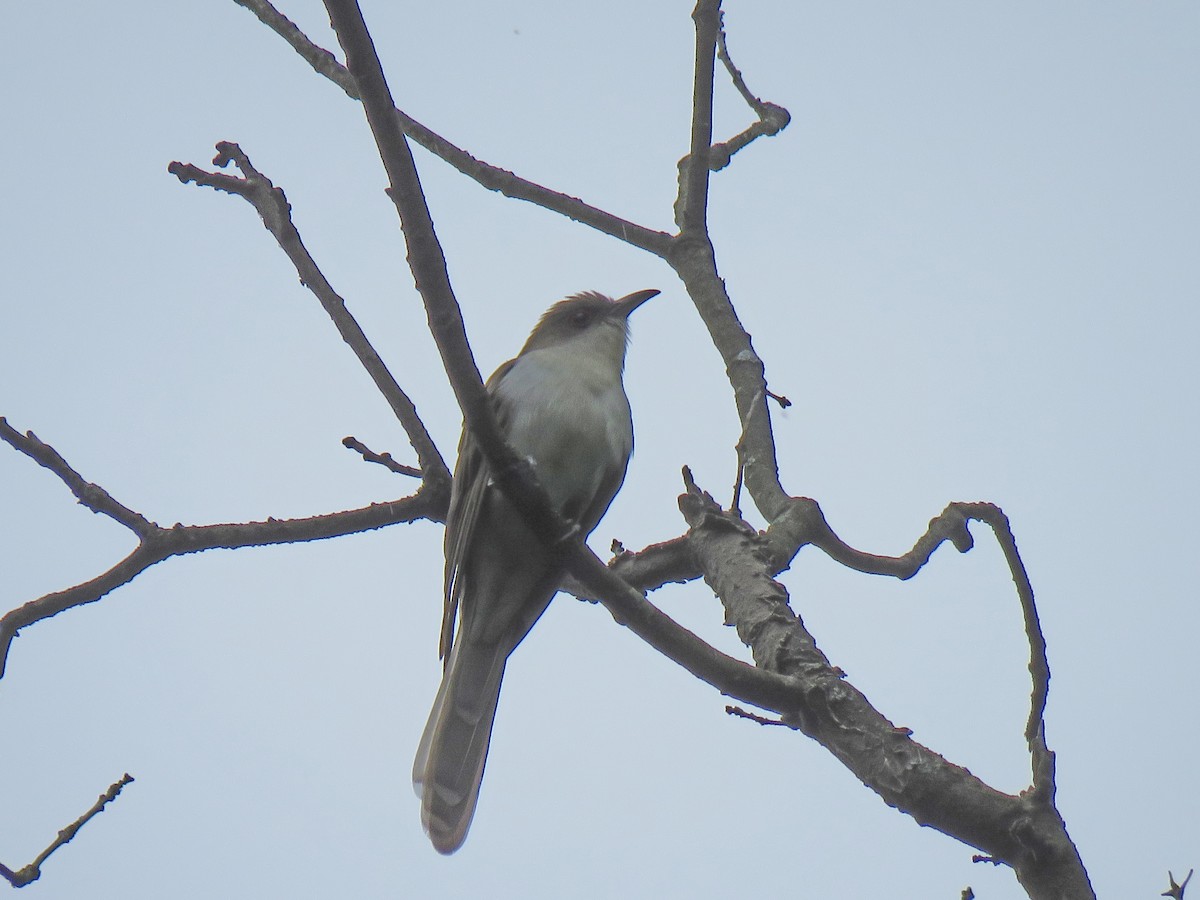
[2,2,1197,898]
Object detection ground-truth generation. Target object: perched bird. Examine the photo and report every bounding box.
[413,289,658,854]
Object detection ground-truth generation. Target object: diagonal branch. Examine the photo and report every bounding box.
[167,142,449,489]
[0,420,446,679]
[0,774,134,888]
[232,0,673,256]
[0,418,154,538]
[322,0,801,714]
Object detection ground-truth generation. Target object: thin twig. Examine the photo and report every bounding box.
[729,458,744,518]
[675,6,792,177]
[725,705,790,727]
[765,388,791,408]
[0,774,134,888]
[767,496,979,580]
[342,436,421,476]
[706,11,791,171]
[971,504,1053,801]
[1,418,154,537]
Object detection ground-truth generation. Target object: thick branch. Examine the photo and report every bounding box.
[762,495,1054,798]
[678,474,1094,899]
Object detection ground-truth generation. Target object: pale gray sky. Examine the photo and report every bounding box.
[2,2,1197,898]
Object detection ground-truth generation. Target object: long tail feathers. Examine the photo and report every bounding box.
[412,641,507,854]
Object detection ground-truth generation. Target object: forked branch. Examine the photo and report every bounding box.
[678,473,1090,899]
[168,142,449,488]
[0,418,444,680]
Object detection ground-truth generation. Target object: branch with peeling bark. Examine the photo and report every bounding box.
[677,471,1088,898]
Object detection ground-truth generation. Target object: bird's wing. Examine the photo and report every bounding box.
[439,358,518,661]
[575,446,632,539]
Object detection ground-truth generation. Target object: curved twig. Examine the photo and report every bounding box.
[678,472,1091,897]
[708,10,791,171]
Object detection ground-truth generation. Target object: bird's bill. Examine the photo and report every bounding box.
[613,289,660,317]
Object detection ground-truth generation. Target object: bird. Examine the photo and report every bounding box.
[412,289,658,854]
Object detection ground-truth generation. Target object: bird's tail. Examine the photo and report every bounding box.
[412,639,507,854]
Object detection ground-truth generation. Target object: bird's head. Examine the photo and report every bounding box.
[518,290,659,363]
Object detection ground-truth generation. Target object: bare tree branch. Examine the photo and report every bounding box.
[0,419,444,679]
[167,142,449,489]
[232,0,673,255]
[760,495,1055,799]
[237,0,794,528]
[708,10,791,171]
[1,420,155,539]
[677,471,1094,899]
[342,436,422,477]
[669,0,793,523]
[0,774,134,888]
